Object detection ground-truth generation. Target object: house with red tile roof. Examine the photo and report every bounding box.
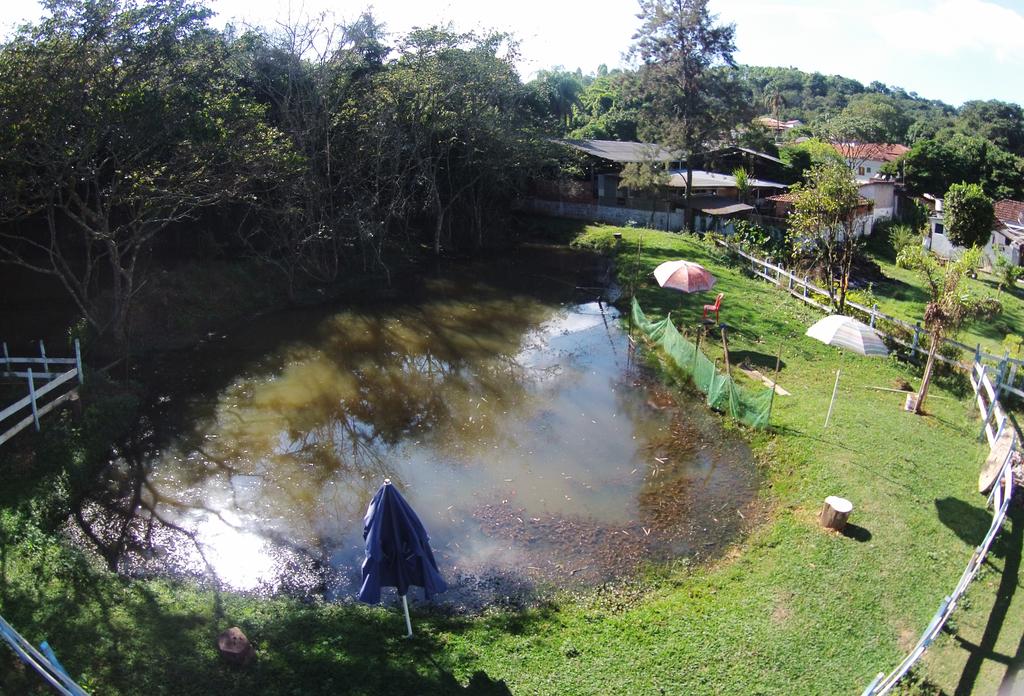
[927,197,1024,266]
[765,191,876,238]
[991,199,1024,264]
[831,142,909,182]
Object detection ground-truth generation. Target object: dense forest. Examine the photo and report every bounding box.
[0,0,556,354]
[2,0,1022,357]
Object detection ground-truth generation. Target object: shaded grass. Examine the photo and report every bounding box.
[1,219,1021,694]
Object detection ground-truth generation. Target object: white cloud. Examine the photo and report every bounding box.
[873,0,1024,61]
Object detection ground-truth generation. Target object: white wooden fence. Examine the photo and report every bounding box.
[718,240,1024,399]
[861,362,1018,695]
[0,615,89,695]
[0,339,83,446]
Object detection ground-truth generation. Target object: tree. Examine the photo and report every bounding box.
[533,68,584,131]
[955,100,1024,157]
[837,93,912,144]
[231,12,393,294]
[618,156,670,226]
[890,133,1024,200]
[387,27,539,255]
[779,138,845,184]
[995,253,1024,296]
[629,0,748,231]
[762,82,786,141]
[732,167,750,204]
[896,246,988,414]
[0,0,291,355]
[943,182,993,248]
[787,161,865,313]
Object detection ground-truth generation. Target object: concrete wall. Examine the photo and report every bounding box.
[926,230,1013,267]
[521,198,684,231]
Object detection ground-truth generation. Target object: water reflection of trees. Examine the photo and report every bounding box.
[76,293,550,588]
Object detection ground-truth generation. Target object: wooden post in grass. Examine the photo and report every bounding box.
[720,325,732,379]
[693,325,703,373]
[766,344,783,423]
[819,496,853,532]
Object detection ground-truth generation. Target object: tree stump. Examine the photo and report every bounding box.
[819,496,853,532]
[217,627,255,667]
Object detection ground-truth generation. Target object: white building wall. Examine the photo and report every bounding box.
[521,198,685,230]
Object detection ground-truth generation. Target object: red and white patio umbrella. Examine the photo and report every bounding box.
[653,260,716,293]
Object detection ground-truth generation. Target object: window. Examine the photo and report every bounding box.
[866,167,872,173]
[858,166,865,175]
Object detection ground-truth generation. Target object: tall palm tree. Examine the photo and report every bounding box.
[762,84,786,141]
[550,72,583,129]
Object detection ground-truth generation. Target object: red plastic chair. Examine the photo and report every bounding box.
[703,293,723,322]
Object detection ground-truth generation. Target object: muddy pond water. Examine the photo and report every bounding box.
[80,245,758,609]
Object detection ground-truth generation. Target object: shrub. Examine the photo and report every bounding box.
[889,224,920,259]
[1003,333,1024,358]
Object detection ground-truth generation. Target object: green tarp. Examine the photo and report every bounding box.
[632,298,774,428]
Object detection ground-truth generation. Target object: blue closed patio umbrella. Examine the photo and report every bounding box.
[358,479,447,637]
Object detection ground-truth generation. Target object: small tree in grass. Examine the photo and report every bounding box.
[733,167,750,204]
[787,160,865,313]
[944,182,994,249]
[897,245,987,414]
[995,253,1024,296]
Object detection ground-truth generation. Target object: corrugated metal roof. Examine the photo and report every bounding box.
[558,139,680,162]
[706,145,785,165]
[666,170,786,189]
[558,139,786,166]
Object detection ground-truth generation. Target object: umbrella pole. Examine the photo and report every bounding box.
[402,594,413,638]
[824,368,841,429]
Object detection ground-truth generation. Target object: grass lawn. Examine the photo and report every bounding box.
[863,232,1024,358]
[2,219,1022,695]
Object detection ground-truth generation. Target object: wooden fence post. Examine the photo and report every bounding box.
[2,341,9,374]
[912,323,921,354]
[27,368,40,431]
[39,340,48,375]
[997,352,1009,395]
[74,339,84,385]
[803,276,809,299]
[870,303,878,329]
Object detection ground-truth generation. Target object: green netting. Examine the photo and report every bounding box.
[632,298,775,428]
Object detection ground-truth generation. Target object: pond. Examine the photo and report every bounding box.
[76,245,759,609]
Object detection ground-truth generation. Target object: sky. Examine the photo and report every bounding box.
[1,0,1022,107]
